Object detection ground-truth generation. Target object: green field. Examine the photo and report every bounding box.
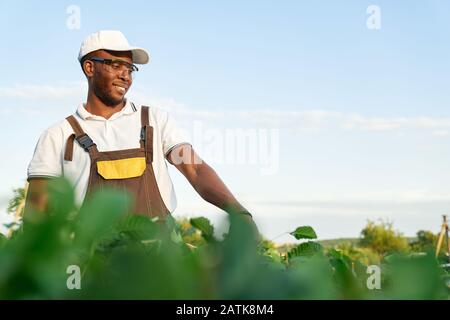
[1,178,449,299]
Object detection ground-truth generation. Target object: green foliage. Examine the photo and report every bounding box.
[360,219,410,256]
[333,242,381,266]
[0,234,6,248]
[7,187,25,214]
[381,253,448,299]
[176,218,206,247]
[0,177,448,299]
[409,230,439,253]
[290,226,317,240]
[189,217,215,243]
[288,241,323,259]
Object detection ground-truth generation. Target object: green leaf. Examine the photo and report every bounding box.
[164,215,178,232]
[288,241,323,259]
[190,217,215,242]
[115,215,158,241]
[47,177,76,220]
[290,226,317,240]
[0,233,6,247]
[327,248,343,259]
[382,253,448,299]
[74,188,131,250]
[170,229,184,244]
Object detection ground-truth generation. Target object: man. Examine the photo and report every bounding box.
[25,30,255,229]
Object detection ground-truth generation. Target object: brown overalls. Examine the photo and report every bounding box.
[64,106,170,221]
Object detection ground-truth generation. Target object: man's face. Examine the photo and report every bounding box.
[84,50,134,107]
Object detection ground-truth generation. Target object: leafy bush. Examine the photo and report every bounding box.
[409,230,438,253]
[360,219,410,256]
[333,242,380,266]
[0,177,448,299]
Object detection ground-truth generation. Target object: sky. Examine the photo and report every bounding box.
[1,0,450,243]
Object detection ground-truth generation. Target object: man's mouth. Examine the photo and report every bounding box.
[113,84,127,94]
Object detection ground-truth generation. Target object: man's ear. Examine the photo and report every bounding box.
[83,60,95,77]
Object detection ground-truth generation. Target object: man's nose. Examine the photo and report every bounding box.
[118,68,132,82]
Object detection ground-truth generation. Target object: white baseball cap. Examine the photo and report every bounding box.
[78,30,150,64]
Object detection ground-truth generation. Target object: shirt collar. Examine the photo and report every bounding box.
[77,99,136,121]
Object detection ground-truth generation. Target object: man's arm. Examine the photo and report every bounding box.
[23,178,51,218]
[166,144,251,218]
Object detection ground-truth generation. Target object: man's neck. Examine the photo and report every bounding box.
[85,93,126,120]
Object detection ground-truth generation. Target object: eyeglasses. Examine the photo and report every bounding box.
[89,57,139,78]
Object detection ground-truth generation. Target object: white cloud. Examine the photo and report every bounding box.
[432,130,450,137]
[2,82,450,136]
[249,189,450,207]
[343,114,450,132]
[0,82,87,101]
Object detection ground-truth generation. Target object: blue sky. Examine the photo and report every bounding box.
[1,1,450,242]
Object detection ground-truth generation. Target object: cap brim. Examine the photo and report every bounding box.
[130,47,150,65]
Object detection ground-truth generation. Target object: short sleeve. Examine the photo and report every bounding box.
[158,110,192,156]
[27,128,63,180]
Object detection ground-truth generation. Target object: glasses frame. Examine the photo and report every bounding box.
[88,57,139,77]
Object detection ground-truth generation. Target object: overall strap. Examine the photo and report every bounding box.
[140,106,153,164]
[64,115,99,161]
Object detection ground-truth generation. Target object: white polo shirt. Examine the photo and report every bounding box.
[27,100,191,213]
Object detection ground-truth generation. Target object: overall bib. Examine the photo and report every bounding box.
[64,106,170,221]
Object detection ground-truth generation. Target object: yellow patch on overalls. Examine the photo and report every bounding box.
[96,157,147,179]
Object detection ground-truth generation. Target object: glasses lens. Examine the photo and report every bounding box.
[103,60,137,79]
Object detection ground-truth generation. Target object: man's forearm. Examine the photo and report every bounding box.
[168,145,253,218]
[190,163,260,240]
[191,162,248,215]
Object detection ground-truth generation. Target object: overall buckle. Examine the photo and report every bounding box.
[77,134,95,150]
[140,126,147,142]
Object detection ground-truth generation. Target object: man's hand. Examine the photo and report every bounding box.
[236,211,262,243]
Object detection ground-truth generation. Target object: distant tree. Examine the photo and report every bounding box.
[7,187,26,216]
[4,185,27,237]
[409,230,438,253]
[359,220,409,256]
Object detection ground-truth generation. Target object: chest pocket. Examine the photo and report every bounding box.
[96,157,146,180]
